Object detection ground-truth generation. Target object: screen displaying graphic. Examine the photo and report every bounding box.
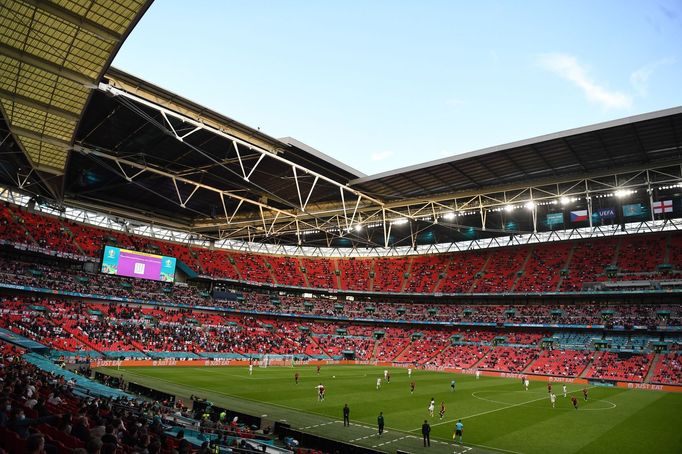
[101,246,177,282]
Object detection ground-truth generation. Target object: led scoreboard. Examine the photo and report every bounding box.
[101,245,177,282]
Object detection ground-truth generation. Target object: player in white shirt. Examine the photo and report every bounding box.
[475,369,480,380]
[562,384,567,397]
[524,378,529,391]
[384,370,388,380]
[550,392,556,408]
[428,398,435,417]
[376,377,382,390]
[408,368,412,378]
[249,364,253,375]
[315,384,325,401]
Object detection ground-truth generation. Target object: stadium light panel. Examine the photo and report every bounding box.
[614,189,635,198]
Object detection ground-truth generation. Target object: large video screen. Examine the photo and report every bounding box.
[101,245,177,282]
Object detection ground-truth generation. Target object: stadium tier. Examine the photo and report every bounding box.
[1,290,680,385]
[2,202,682,294]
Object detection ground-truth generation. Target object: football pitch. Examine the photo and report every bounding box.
[100,365,682,454]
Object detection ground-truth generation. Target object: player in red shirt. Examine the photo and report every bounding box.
[547,383,552,394]
[295,372,299,384]
[583,388,588,401]
[410,381,416,394]
[571,396,578,409]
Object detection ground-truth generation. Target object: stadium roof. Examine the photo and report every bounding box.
[351,106,682,201]
[0,3,680,249]
[0,0,152,178]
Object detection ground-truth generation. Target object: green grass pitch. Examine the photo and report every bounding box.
[101,365,682,454]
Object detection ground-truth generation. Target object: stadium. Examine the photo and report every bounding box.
[0,1,681,454]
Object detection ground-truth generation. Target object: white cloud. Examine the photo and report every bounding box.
[370,150,394,161]
[630,57,675,96]
[538,53,632,109]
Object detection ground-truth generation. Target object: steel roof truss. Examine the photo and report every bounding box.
[114,160,145,181]
[75,144,299,221]
[292,166,320,212]
[100,82,393,214]
[171,178,200,208]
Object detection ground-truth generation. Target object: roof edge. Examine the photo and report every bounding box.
[279,137,366,179]
[105,66,289,153]
[350,105,682,185]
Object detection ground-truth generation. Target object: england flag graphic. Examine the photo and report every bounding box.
[652,200,673,214]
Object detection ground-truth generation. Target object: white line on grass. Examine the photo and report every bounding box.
[429,438,473,453]
[415,385,599,431]
[411,394,552,431]
[351,431,389,442]
[462,442,523,454]
[371,434,416,448]
[301,421,336,430]
[472,391,616,411]
[350,422,375,430]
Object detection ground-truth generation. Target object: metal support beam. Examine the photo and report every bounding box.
[0,43,96,86]
[98,82,406,219]
[11,126,70,148]
[74,144,297,220]
[0,88,80,121]
[20,0,123,42]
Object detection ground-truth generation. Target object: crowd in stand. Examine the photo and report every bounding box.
[584,352,655,383]
[651,353,682,385]
[477,347,540,373]
[3,202,682,295]
[527,350,596,377]
[2,295,678,383]
[2,256,680,329]
[0,347,184,453]
[0,343,298,453]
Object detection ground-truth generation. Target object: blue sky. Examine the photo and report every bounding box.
[113,0,682,176]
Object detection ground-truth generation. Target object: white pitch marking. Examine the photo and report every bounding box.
[412,393,553,431]
[301,421,335,430]
[417,385,600,431]
[371,435,416,448]
[471,390,616,411]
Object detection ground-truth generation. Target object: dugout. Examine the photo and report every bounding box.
[342,350,355,360]
[652,342,669,353]
[541,338,556,349]
[124,380,175,404]
[192,401,261,429]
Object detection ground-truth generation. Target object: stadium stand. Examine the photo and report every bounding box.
[651,353,682,385]
[2,203,682,295]
[584,352,655,383]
